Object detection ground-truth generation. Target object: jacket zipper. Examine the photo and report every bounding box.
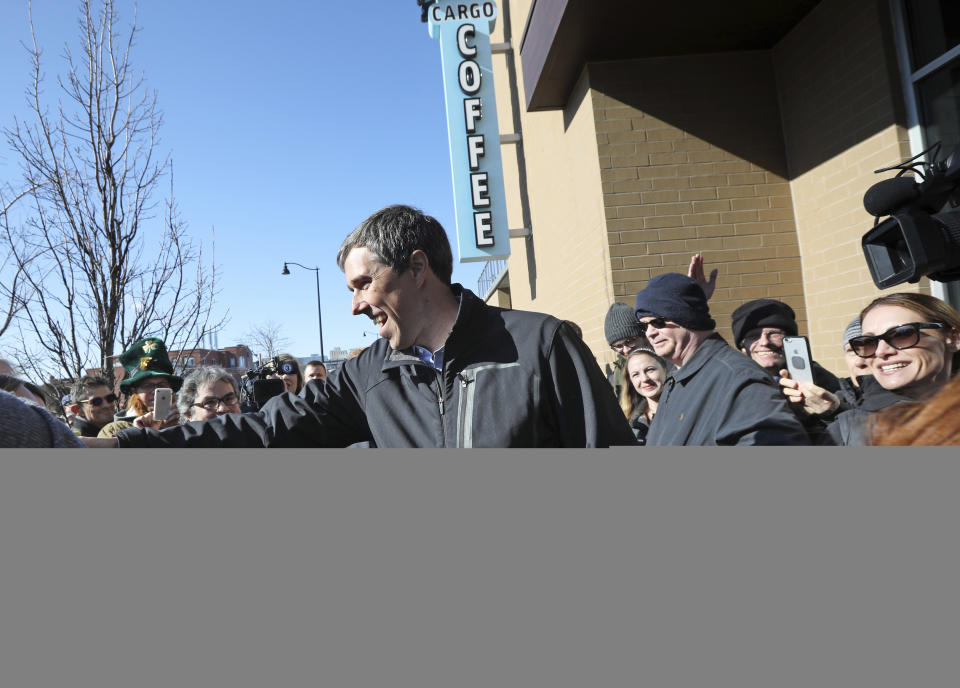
[435,370,447,444]
[457,373,471,447]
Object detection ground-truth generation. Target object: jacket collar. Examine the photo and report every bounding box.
[857,374,914,411]
[381,284,475,372]
[669,332,729,383]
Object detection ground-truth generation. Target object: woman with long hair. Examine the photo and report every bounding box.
[825,292,959,445]
[619,347,668,445]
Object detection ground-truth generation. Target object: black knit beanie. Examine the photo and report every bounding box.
[605,302,645,345]
[730,299,798,349]
[634,273,715,331]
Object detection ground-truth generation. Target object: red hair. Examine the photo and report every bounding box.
[870,373,960,445]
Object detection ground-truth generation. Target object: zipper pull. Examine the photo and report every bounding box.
[438,395,445,416]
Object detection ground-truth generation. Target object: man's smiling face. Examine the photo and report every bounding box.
[742,327,788,373]
[344,247,422,350]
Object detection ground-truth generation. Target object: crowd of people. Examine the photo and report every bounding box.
[2,203,958,448]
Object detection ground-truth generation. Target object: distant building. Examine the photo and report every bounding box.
[167,344,255,378]
[327,346,350,361]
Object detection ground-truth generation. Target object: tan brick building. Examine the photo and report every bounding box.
[480,0,960,377]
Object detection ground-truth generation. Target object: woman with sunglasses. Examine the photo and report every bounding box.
[824,293,960,445]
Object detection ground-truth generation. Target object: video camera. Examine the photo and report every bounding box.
[862,141,960,289]
[239,355,290,412]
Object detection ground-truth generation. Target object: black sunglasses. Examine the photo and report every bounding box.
[849,322,947,358]
[637,316,668,331]
[80,393,117,407]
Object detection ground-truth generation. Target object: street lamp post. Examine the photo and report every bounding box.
[281,262,325,362]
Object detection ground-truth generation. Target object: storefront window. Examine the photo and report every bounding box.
[898,0,960,305]
[916,65,960,156]
[905,0,960,71]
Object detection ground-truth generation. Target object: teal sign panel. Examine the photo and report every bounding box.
[428,1,510,263]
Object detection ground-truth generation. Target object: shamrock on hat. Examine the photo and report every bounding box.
[117,337,183,394]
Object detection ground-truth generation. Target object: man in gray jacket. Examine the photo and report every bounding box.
[93,205,635,449]
[634,273,809,446]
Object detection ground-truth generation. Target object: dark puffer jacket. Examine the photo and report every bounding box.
[117,286,637,448]
[821,376,913,446]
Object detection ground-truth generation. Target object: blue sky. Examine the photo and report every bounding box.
[0,0,488,360]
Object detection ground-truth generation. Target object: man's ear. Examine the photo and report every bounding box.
[68,403,81,415]
[408,250,430,286]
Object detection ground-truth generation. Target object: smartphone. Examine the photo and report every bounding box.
[153,387,173,419]
[783,336,814,384]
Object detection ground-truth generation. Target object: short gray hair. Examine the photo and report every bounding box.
[336,205,453,284]
[177,366,239,420]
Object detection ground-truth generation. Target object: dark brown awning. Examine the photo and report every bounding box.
[519,0,822,110]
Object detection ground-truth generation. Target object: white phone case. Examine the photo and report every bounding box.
[783,336,814,384]
[153,388,173,419]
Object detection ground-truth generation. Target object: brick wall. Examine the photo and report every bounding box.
[493,34,617,355]
[774,0,921,375]
[590,52,805,358]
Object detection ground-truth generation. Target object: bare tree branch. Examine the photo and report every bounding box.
[243,321,292,360]
[0,0,227,386]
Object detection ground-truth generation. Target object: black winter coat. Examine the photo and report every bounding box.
[117,287,637,448]
[821,376,912,446]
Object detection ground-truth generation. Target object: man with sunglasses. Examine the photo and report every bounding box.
[634,273,809,446]
[67,375,118,437]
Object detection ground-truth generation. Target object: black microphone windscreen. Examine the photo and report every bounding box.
[863,176,920,216]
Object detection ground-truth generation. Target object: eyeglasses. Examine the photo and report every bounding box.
[743,330,787,348]
[638,317,669,332]
[80,393,117,407]
[610,335,643,352]
[848,322,947,358]
[192,393,239,412]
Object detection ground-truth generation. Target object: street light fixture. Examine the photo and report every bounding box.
[281,262,325,362]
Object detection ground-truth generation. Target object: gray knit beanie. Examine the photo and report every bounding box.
[605,302,645,345]
[842,317,861,352]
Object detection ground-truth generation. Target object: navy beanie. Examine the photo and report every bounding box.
[635,273,715,331]
[730,299,798,349]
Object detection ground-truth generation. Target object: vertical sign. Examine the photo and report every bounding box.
[428,1,510,263]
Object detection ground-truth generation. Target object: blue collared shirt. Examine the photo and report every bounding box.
[412,345,444,371]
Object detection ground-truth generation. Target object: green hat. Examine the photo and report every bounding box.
[118,337,183,394]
